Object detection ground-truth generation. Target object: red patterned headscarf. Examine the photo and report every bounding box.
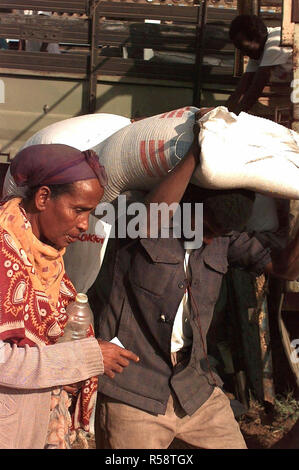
[10,144,108,188]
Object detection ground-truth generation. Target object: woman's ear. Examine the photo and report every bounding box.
[34,186,52,211]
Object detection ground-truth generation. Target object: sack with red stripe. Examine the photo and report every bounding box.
[93,106,199,203]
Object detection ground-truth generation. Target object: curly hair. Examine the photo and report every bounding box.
[229,14,268,43]
[182,185,256,233]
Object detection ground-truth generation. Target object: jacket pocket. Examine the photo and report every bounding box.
[203,249,228,275]
[200,252,228,305]
[130,238,181,296]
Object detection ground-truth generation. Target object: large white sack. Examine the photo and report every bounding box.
[94,106,299,202]
[194,107,299,199]
[3,113,131,199]
[21,112,131,151]
[2,113,129,293]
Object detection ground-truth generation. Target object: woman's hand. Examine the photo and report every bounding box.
[98,339,139,379]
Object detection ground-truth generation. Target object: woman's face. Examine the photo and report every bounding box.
[38,178,104,249]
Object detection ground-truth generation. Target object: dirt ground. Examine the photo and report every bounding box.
[169,395,299,449]
[72,392,299,450]
[237,397,299,449]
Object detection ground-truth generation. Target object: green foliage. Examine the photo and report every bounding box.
[274,392,299,422]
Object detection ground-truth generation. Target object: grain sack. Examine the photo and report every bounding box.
[94,106,299,202]
[3,113,131,199]
[21,112,131,151]
[63,215,111,293]
[93,106,199,203]
[194,107,299,199]
[91,105,280,232]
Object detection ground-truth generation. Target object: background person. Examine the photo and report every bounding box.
[226,14,292,115]
[199,15,292,119]
[19,10,61,53]
[0,143,138,449]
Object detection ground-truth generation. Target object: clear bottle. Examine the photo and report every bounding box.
[58,293,94,343]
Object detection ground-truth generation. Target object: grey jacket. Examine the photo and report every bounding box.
[90,231,272,415]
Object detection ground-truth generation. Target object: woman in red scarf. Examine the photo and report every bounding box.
[0,144,138,449]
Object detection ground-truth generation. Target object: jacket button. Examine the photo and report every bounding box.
[160,314,166,322]
[178,282,184,289]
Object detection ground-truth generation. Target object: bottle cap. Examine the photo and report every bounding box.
[75,293,88,303]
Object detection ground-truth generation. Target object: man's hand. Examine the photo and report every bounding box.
[228,68,271,115]
[98,339,139,378]
[195,107,215,120]
[130,116,146,123]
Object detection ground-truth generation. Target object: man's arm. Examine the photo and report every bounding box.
[142,125,200,235]
[144,138,200,207]
[228,67,271,115]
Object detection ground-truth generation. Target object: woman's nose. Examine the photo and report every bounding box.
[77,214,89,232]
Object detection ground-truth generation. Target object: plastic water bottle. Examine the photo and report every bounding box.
[58,293,94,342]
